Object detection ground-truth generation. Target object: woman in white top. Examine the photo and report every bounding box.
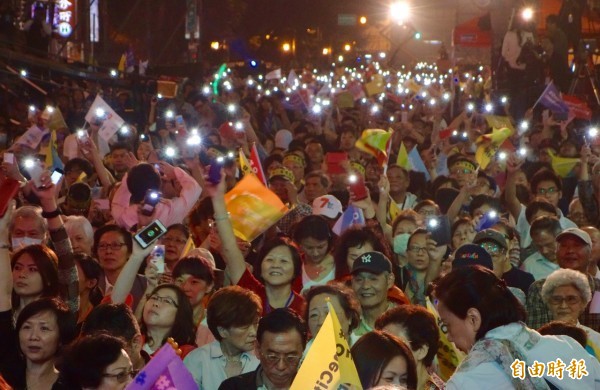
[541,268,600,357]
[434,265,600,389]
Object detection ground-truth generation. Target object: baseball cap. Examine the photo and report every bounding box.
[556,228,592,246]
[452,244,493,270]
[473,229,508,250]
[312,195,343,219]
[351,251,392,275]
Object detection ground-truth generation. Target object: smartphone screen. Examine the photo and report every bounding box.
[149,245,166,274]
[134,220,167,248]
[3,153,14,164]
[51,169,64,185]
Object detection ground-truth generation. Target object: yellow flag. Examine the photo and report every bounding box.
[474,127,513,170]
[118,54,126,73]
[484,115,515,132]
[239,149,253,177]
[224,175,289,242]
[365,74,385,96]
[355,129,392,166]
[180,237,195,258]
[547,150,580,178]
[426,297,464,381]
[291,303,362,390]
[396,142,410,169]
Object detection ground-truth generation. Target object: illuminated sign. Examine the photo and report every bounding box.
[54,0,77,38]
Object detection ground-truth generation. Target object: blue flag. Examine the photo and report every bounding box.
[408,146,431,181]
[332,205,365,236]
[534,82,569,114]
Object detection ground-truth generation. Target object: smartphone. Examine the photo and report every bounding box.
[175,115,186,135]
[50,169,64,185]
[475,210,499,232]
[3,153,14,164]
[325,152,348,175]
[77,130,91,147]
[149,245,166,274]
[134,220,167,249]
[348,174,368,201]
[24,158,44,188]
[208,157,225,185]
[425,215,452,246]
[141,189,161,216]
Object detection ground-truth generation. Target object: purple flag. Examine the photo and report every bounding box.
[126,344,196,390]
[534,82,569,114]
[332,205,365,236]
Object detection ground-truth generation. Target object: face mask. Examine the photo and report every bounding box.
[393,233,411,256]
[11,237,43,250]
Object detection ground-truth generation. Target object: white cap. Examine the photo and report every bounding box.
[312,195,343,219]
[275,129,293,150]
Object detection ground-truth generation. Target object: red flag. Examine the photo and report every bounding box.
[250,143,267,186]
[439,127,455,140]
[563,94,592,120]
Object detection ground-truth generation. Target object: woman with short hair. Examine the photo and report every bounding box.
[184,286,262,390]
[434,265,600,388]
[541,268,600,357]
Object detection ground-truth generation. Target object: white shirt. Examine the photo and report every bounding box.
[516,204,577,248]
[183,340,259,390]
[446,323,600,390]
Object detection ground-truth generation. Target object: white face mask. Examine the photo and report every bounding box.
[11,237,43,250]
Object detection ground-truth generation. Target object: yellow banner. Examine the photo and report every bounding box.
[475,127,513,170]
[548,150,580,178]
[291,303,362,390]
[224,174,288,242]
[426,297,464,381]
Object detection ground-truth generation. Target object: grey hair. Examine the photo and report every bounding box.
[63,215,94,245]
[541,269,592,305]
[9,205,47,235]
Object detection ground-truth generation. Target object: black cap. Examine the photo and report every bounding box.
[453,244,493,270]
[351,251,392,275]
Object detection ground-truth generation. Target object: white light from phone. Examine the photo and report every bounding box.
[165,110,174,119]
[95,107,105,117]
[165,147,176,157]
[589,127,599,138]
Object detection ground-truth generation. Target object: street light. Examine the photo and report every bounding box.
[390,1,411,25]
[359,16,367,25]
[282,42,291,52]
[344,43,352,52]
[322,47,330,55]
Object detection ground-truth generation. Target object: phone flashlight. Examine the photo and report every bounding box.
[589,127,599,138]
[119,126,129,135]
[234,121,244,130]
[500,96,508,104]
[466,102,475,112]
[29,105,36,112]
[186,134,202,146]
[484,103,493,113]
[348,174,358,184]
[77,130,86,138]
[518,147,528,157]
[312,104,322,114]
[95,107,105,118]
[497,151,508,161]
[165,110,174,120]
[165,147,176,158]
[227,104,237,114]
[24,159,35,169]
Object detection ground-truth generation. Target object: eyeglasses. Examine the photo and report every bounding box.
[147,294,179,307]
[263,353,301,366]
[97,242,127,251]
[451,168,473,175]
[536,187,558,195]
[549,295,581,306]
[479,242,505,255]
[161,236,188,245]
[102,369,139,383]
[407,246,427,254]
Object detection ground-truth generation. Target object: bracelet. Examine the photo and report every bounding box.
[213,213,230,221]
[41,209,61,219]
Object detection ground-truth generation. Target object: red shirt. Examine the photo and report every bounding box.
[238,268,306,316]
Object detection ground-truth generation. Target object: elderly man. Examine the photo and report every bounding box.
[219,309,307,390]
[10,205,48,249]
[527,228,600,330]
[350,251,397,344]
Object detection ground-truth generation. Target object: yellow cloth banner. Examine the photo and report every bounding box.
[426,297,464,381]
[224,174,288,242]
[547,150,580,178]
[291,303,362,390]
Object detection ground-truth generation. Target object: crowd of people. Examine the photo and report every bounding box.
[0,7,599,390]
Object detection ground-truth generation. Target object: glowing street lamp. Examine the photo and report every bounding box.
[282,42,291,53]
[359,16,367,25]
[390,1,411,25]
[344,43,352,52]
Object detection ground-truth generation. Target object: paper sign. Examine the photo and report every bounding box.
[85,95,125,141]
[15,125,47,149]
